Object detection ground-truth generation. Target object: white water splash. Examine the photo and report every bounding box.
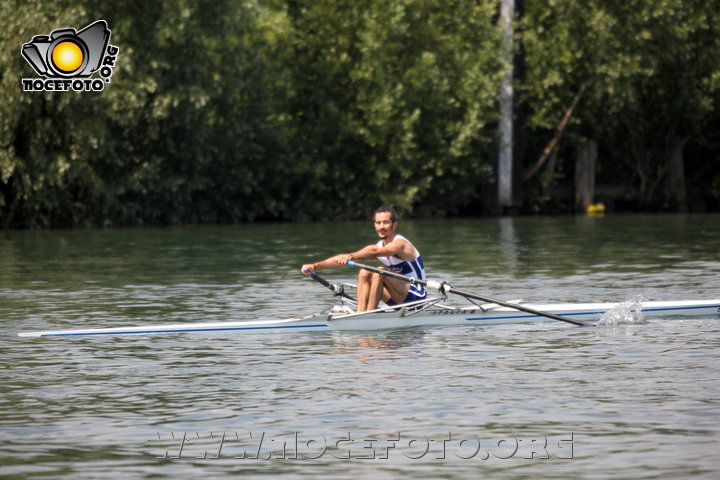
[597,296,646,325]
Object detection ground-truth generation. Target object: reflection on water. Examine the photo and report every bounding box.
[498,216,520,276]
[1,214,719,479]
[331,330,427,359]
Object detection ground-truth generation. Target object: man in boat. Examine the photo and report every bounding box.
[301,206,426,312]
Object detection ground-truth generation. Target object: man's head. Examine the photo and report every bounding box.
[373,206,398,240]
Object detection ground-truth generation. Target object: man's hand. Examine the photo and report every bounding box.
[301,252,355,274]
[336,254,353,265]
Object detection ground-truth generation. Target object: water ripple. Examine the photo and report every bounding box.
[2,216,720,479]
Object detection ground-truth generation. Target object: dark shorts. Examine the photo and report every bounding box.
[385,290,427,306]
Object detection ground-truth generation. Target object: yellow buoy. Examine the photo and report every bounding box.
[586,203,606,215]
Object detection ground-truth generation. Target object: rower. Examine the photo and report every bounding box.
[301,206,426,312]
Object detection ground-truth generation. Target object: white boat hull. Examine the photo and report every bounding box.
[17,299,720,337]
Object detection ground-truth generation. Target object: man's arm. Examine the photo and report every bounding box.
[346,239,413,262]
[301,239,414,274]
[300,248,374,274]
[300,254,347,274]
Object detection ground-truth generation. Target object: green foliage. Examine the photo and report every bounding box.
[2,0,293,227]
[1,0,719,228]
[522,0,720,211]
[284,0,502,219]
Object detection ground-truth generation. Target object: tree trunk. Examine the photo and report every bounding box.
[666,137,688,211]
[497,0,515,208]
[524,83,587,181]
[575,139,597,211]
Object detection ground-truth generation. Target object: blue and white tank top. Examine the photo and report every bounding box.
[376,234,426,298]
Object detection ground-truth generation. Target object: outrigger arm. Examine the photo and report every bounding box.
[347,261,593,327]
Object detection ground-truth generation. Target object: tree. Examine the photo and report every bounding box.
[1,0,293,227]
[521,0,720,211]
[283,0,504,218]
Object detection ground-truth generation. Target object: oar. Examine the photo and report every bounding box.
[347,261,592,327]
[305,269,356,302]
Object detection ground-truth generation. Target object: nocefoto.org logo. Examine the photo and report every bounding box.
[21,20,119,92]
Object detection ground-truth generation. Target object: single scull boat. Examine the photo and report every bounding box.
[17,298,720,337]
[16,266,720,337]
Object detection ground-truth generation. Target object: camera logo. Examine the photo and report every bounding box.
[21,20,119,92]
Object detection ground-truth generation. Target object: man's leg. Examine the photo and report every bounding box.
[357,270,389,312]
[381,277,411,305]
[365,272,385,311]
[356,268,373,312]
[356,270,410,312]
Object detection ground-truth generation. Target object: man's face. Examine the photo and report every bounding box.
[373,211,397,239]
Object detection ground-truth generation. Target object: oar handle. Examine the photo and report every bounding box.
[305,269,356,302]
[346,261,591,327]
[306,269,332,288]
[347,260,445,291]
[347,260,425,284]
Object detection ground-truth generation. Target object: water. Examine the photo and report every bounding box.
[1,214,719,479]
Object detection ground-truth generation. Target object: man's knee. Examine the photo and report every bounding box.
[358,269,374,282]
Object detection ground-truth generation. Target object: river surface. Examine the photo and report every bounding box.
[1,214,719,479]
